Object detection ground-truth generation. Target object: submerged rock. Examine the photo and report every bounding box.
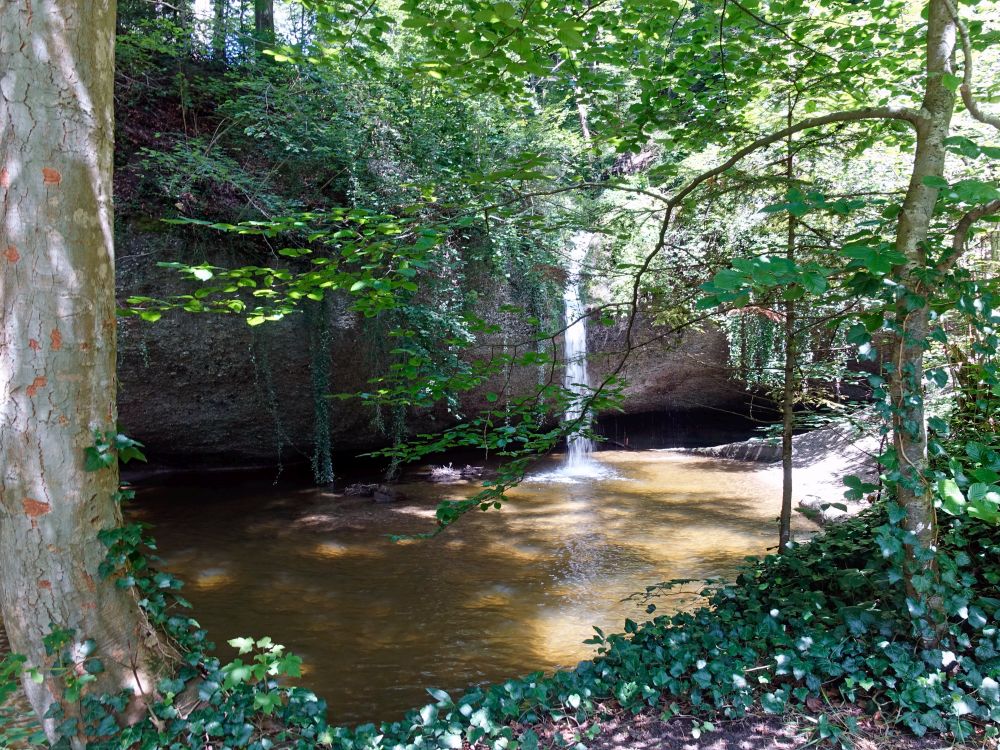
[344,483,378,497]
[373,484,407,503]
[428,464,487,483]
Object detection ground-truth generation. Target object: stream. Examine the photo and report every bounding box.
[133,449,806,724]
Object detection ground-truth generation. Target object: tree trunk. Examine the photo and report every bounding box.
[779,110,796,552]
[176,0,194,33]
[574,81,592,142]
[254,0,275,53]
[890,0,956,625]
[213,0,228,62]
[0,2,167,744]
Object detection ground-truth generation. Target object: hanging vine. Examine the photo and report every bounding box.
[249,326,292,479]
[307,297,335,486]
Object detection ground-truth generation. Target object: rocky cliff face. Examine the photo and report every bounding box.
[116,225,750,467]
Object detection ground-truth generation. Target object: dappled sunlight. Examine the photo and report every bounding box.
[311,541,381,560]
[463,584,519,610]
[388,504,440,520]
[191,567,235,590]
[138,450,815,722]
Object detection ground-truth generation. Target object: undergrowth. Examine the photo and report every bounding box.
[4,500,997,749]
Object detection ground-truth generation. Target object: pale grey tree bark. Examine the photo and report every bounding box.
[889,0,956,595]
[0,2,167,743]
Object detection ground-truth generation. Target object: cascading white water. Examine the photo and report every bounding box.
[563,232,596,473]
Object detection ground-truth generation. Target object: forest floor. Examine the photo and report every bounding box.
[530,705,988,750]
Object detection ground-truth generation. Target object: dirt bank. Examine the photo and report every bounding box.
[682,415,884,524]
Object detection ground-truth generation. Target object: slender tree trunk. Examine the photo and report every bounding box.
[254,0,275,53]
[574,81,592,142]
[213,0,228,62]
[177,0,194,32]
[0,2,168,744]
[779,102,797,551]
[297,3,311,46]
[890,0,956,625]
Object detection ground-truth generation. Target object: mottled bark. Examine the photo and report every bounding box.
[890,0,956,621]
[0,1,166,744]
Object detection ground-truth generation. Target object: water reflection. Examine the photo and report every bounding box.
[133,450,808,724]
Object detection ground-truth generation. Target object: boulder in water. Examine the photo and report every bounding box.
[460,464,486,480]
[429,464,463,483]
[427,464,489,483]
[344,483,377,497]
[373,484,406,503]
[797,495,850,524]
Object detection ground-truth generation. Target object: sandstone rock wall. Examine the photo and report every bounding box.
[116,225,750,465]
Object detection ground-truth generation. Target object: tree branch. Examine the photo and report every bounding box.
[726,0,836,62]
[668,107,922,213]
[621,105,923,352]
[939,199,1000,271]
[942,0,1000,132]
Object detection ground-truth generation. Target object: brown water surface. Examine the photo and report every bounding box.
[135,451,805,724]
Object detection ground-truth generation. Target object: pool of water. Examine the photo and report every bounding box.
[133,450,808,724]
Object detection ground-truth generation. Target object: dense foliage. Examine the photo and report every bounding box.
[2,0,1000,746]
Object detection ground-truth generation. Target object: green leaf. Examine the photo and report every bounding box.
[228,637,255,655]
[427,687,451,703]
[920,175,949,189]
[951,179,1000,204]
[494,2,517,21]
[253,691,283,715]
[221,660,253,688]
[941,73,962,91]
[557,22,585,48]
[936,478,966,515]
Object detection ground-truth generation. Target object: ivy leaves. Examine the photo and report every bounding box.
[939,442,1000,524]
[84,431,147,472]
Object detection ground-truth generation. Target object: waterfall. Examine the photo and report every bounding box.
[563,232,595,472]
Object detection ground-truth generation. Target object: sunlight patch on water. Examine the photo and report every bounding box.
[312,541,381,559]
[388,505,439,519]
[192,567,234,590]
[136,450,815,723]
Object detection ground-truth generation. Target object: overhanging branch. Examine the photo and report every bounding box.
[621,105,924,352]
[939,199,1000,271]
[942,0,1000,132]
